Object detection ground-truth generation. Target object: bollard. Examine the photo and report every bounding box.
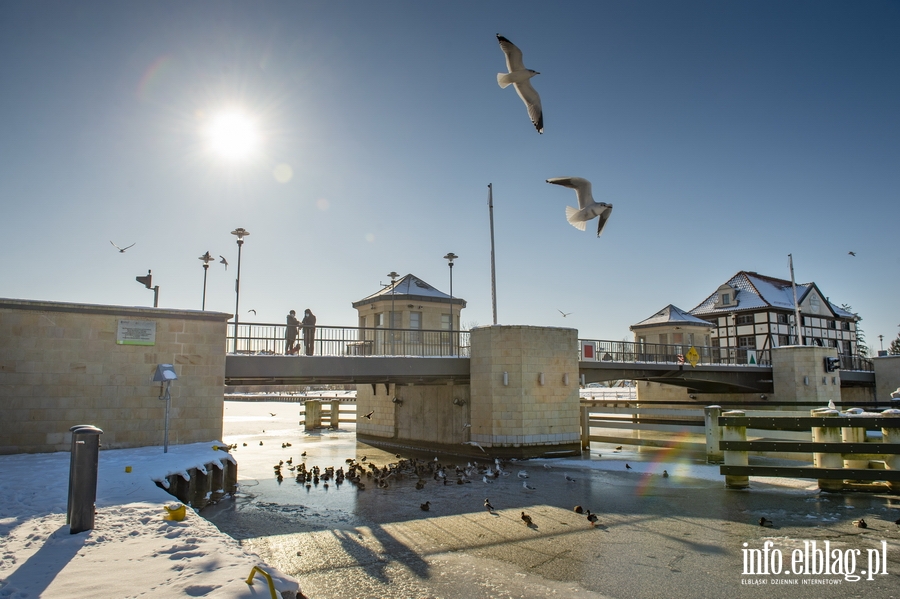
[722,410,749,489]
[68,425,103,534]
[330,400,341,428]
[881,409,900,493]
[841,408,868,474]
[304,401,321,430]
[811,408,843,492]
[704,406,723,464]
[580,405,591,450]
[66,424,93,525]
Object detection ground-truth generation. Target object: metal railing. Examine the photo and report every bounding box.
[578,339,772,366]
[227,323,470,357]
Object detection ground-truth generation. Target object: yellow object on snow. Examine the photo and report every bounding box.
[164,502,186,521]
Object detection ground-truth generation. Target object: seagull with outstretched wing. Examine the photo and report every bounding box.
[496,34,543,134]
[558,310,572,317]
[110,241,135,253]
[546,177,613,237]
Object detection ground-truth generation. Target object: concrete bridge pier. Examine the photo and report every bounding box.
[357,325,581,459]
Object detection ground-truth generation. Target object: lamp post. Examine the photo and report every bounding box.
[230,228,249,353]
[199,252,214,310]
[879,335,884,351]
[444,253,457,356]
[388,271,399,355]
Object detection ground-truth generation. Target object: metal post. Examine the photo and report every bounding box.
[388,271,399,355]
[161,380,172,453]
[231,228,249,353]
[199,251,214,311]
[444,253,457,356]
[789,253,803,345]
[152,285,159,308]
[488,183,498,325]
[722,410,749,489]
[68,425,103,534]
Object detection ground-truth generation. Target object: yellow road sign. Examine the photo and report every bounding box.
[686,346,700,367]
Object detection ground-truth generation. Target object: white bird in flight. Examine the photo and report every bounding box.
[558,310,572,317]
[109,241,135,253]
[546,177,613,237]
[496,34,543,134]
[219,255,229,270]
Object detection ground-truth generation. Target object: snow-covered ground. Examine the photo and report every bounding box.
[0,442,299,599]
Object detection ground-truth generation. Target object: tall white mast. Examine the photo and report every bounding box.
[788,254,803,345]
[488,183,498,325]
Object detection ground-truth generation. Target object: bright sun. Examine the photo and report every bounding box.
[205,110,259,161]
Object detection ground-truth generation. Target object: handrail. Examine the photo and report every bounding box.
[245,565,278,599]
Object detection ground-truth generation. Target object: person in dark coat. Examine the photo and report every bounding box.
[285,310,300,354]
[302,309,317,356]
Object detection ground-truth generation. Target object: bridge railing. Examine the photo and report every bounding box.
[226,323,470,357]
[578,339,772,366]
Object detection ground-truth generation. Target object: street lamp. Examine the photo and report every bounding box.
[199,251,214,311]
[231,227,249,353]
[388,271,399,355]
[444,253,457,356]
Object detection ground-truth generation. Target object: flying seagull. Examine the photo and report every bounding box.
[558,310,572,317]
[546,177,612,236]
[248,309,257,315]
[848,251,856,256]
[219,255,229,270]
[496,34,543,134]
[110,241,135,253]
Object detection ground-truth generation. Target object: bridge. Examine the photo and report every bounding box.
[224,323,874,393]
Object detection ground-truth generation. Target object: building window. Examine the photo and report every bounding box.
[673,332,684,344]
[375,313,384,327]
[777,313,789,324]
[687,333,694,345]
[737,336,755,348]
[829,320,836,329]
[843,340,852,354]
[658,333,668,345]
[721,293,731,306]
[842,322,851,331]
[736,314,753,325]
[778,335,790,346]
[409,311,422,343]
[441,314,451,330]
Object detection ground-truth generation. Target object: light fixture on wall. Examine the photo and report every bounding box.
[563,373,569,386]
[391,397,403,405]
[538,373,545,386]
[804,376,809,386]
[502,372,508,386]
[760,395,768,400]
[453,398,466,406]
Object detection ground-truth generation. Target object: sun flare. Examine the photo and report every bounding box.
[205,110,259,161]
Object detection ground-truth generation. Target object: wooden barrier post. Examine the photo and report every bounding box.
[722,410,749,489]
[580,405,590,450]
[705,406,723,464]
[881,409,900,493]
[330,400,341,428]
[811,408,843,492]
[841,408,868,474]
[304,400,321,431]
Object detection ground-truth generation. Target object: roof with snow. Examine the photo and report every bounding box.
[689,271,855,318]
[631,304,715,330]
[352,274,466,309]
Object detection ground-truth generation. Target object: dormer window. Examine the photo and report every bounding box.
[721,293,731,306]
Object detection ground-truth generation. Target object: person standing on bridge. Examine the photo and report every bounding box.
[286,310,300,355]
[302,309,317,356]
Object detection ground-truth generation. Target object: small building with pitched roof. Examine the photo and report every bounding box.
[351,274,466,356]
[630,304,715,350]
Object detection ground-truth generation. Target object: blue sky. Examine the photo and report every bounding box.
[2,1,898,349]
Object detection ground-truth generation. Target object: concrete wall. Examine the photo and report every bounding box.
[469,325,580,455]
[772,345,841,404]
[0,299,230,454]
[874,355,900,402]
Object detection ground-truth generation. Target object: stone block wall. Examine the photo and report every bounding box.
[874,355,900,402]
[0,299,230,454]
[772,345,841,404]
[469,325,580,453]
